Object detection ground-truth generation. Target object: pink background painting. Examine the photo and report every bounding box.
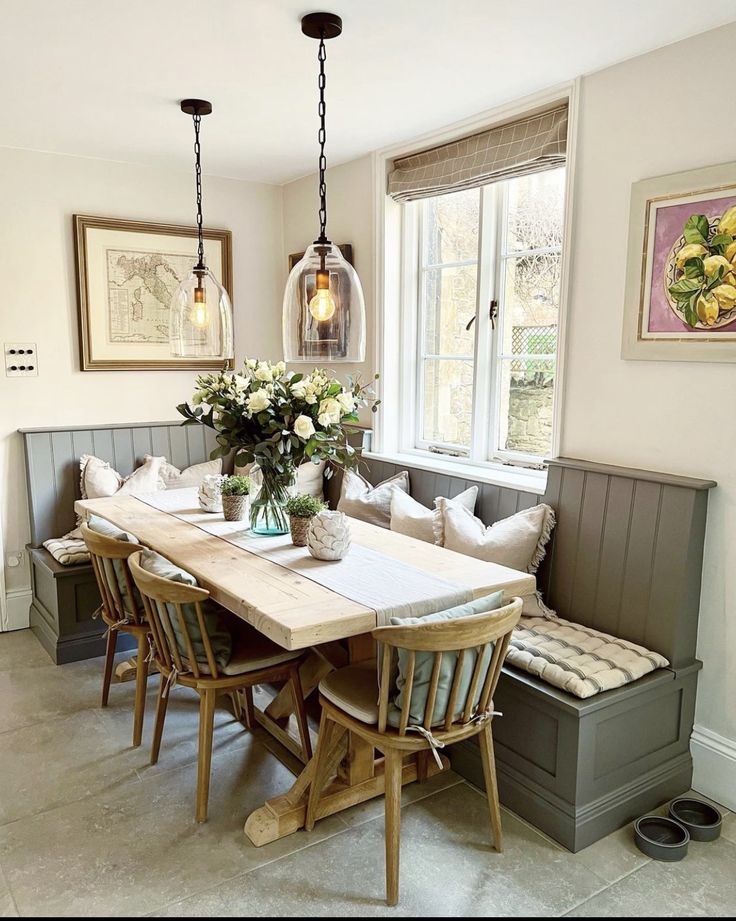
[647,192,736,333]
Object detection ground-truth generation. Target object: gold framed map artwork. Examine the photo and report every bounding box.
[74,214,233,370]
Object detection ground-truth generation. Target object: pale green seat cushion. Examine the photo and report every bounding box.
[87,514,142,617]
[138,549,232,673]
[387,591,506,729]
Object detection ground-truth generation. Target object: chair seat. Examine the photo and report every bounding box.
[320,661,379,724]
[221,621,301,676]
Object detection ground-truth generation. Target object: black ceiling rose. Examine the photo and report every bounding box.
[301,12,342,40]
[180,99,212,117]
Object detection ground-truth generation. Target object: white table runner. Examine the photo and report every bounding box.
[135,489,473,624]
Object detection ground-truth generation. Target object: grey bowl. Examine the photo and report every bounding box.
[669,798,722,842]
[634,815,689,861]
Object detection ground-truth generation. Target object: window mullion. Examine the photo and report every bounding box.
[489,183,508,459]
[469,185,497,464]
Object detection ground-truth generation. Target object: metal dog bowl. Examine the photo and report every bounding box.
[634,815,689,861]
[669,798,722,842]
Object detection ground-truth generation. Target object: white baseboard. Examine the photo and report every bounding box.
[691,724,736,811]
[2,589,32,631]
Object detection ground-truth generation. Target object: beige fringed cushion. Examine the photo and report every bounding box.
[337,470,410,528]
[80,454,166,500]
[390,486,478,545]
[507,616,669,698]
[151,456,222,489]
[235,459,326,500]
[43,534,90,566]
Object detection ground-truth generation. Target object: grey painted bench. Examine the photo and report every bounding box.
[326,455,714,851]
[20,422,221,664]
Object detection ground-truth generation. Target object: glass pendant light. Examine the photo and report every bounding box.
[283,12,366,363]
[170,99,234,361]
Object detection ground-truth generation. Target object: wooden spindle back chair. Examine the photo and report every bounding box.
[306,596,523,905]
[81,522,150,747]
[128,551,312,822]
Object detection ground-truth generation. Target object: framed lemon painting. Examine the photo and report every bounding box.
[622,161,736,362]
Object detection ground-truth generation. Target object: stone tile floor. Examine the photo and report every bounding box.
[0,628,733,917]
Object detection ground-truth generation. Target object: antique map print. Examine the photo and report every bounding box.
[106,249,193,343]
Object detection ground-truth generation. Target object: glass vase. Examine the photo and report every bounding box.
[249,463,296,536]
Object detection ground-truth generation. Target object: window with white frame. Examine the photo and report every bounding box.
[405,166,565,466]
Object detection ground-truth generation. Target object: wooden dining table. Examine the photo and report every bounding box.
[77,491,536,846]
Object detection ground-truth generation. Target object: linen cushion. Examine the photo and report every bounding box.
[138,549,232,673]
[390,486,478,545]
[221,622,301,676]
[507,615,669,699]
[86,514,142,616]
[151,456,222,489]
[80,454,166,500]
[388,591,506,728]
[440,501,555,574]
[337,469,410,528]
[42,534,89,566]
[320,661,380,724]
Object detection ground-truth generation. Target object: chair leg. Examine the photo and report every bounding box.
[150,673,169,766]
[384,748,403,907]
[478,721,503,852]
[196,688,217,823]
[416,749,430,783]
[243,686,255,730]
[132,634,149,748]
[100,628,118,708]
[290,664,313,763]
[305,708,331,832]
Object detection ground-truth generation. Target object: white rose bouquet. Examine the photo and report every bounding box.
[178,359,379,535]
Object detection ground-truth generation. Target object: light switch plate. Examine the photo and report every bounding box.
[5,343,38,377]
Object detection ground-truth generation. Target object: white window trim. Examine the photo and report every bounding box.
[372,79,580,491]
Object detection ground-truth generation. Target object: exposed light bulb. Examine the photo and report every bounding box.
[309,288,336,321]
[308,268,335,321]
[192,284,209,328]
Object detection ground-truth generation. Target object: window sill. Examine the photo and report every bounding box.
[363,449,547,495]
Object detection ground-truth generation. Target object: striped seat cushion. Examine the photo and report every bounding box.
[506,616,669,699]
[43,535,90,566]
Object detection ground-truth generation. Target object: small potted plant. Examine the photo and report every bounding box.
[285,494,326,547]
[219,475,251,522]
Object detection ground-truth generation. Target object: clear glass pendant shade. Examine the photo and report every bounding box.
[283,243,366,362]
[170,265,234,360]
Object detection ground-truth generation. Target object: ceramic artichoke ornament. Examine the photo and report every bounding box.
[307,510,351,561]
[198,474,226,513]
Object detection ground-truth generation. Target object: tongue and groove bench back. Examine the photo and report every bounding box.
[326,455,714,851]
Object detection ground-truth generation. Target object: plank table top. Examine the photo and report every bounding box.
[77,495,536,650]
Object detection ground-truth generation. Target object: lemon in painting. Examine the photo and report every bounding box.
[702,255,731,277]
[696,293,719,326]
[676,243,708,269]
[717,206,736,236]
[713,284,736,313]
[725,241,736,263]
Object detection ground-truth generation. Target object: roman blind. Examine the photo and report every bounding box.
[387,103,568,202]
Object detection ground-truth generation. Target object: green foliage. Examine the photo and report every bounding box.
[219,475,251,497]
[285,493,326,518]
[670,214,736,328]
[682,214,710,246]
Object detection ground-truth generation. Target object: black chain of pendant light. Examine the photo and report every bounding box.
[192,113,205,270]
[316,31,329,245]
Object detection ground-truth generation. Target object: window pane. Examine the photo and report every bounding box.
[422,264,477,357]
[505,168,565,254]
[497,357,555,457]
[421,359,473,448]
[501,254,560,354]
[424,188,480,264]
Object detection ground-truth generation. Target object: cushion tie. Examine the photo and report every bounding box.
[162,666,181,699]
[405,726,446,769]
[103,616,131,639]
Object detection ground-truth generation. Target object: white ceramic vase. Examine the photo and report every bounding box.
[198,474,226,513]
[307,510,351,561]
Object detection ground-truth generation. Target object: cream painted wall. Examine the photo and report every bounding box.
[279,22,736,805]
[0,147,283,616]
[563,22,736,803]
[281,155,376,398]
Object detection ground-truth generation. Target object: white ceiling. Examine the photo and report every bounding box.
[3,0,735,185]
